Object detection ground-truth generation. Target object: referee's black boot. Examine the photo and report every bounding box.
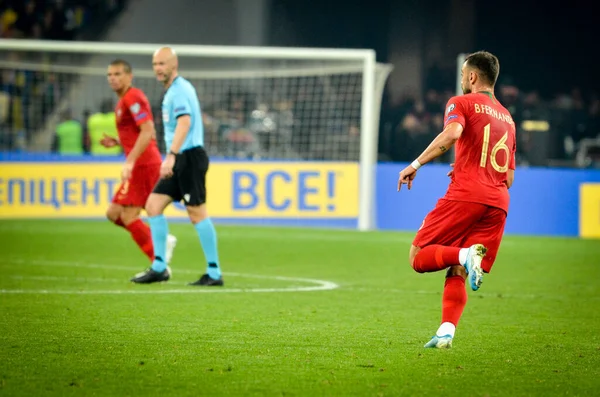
[188,273,224,287]
[130,268,171,284]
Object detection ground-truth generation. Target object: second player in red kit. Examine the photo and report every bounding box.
[101,59,177,265]
[112,77,161,208]
[397,51,516,349]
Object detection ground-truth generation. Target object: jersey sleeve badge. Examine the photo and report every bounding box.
[130,102,141,114]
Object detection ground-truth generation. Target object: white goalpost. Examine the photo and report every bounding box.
[451,53,468,162]
[0,39,392,231]
[455,53,467,97]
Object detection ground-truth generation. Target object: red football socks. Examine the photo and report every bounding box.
[125,219,154,261]
[441,275,467,326]
[114,218,126,229]
[412,245,461,273]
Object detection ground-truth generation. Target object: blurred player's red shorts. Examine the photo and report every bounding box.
[112,163,160,207]
[413,199,507,273]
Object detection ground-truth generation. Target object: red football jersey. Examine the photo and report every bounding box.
[442,92,516,213]
[115,87,161,166]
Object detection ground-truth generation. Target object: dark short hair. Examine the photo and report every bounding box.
[109,59,132,73]
[465,51,499,86]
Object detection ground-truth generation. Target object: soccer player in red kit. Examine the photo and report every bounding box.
[397,51,516,349]
[101,59,177,265]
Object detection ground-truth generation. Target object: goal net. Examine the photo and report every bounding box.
[0,39,392,230]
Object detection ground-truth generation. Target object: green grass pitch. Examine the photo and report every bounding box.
[0,220,599,396]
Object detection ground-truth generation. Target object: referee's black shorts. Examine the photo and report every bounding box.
[153,146,209,206]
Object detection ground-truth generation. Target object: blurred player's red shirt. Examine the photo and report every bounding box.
[442,92,516,213]
[115,87,161,166]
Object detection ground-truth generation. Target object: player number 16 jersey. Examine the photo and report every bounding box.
[442,92,516,213]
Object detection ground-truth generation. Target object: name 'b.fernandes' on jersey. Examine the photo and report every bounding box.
[442,92,516,213]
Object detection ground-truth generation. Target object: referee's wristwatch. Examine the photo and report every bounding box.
[169,150,178,156]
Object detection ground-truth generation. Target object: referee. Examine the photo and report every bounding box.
[131,47,223,286]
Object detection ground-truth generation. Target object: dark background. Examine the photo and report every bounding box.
[268,0,597,98]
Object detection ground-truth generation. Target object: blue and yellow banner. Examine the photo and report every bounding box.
[0,162,359,221]
[580,183,600,238]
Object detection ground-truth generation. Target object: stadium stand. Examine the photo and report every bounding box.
[0,0,126,151]
[0,0,598,168]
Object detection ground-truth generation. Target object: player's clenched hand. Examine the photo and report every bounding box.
[121,162,134,181]
[100,133,119,148]
[447,163,455,178]
[160,154,176,179]
[397,165,417,191]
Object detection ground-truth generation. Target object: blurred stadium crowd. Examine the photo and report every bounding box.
[0,0,125,151]
[1,0,125,40]
[0,1,598,168]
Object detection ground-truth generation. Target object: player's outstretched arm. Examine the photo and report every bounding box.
[398,122,463,191]
[414,122,463,166]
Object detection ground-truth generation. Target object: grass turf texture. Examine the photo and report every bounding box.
[0,220,599,396]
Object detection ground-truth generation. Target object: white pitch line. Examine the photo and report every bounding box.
[9,275,202,286]
[1,259,339,295]
[10,275,127,283]
[0,285,339,294]
[3,258,216,275]
[2,261,582,301]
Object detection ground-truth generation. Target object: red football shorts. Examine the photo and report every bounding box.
[112,163,160,207]
[413,199,507,273]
